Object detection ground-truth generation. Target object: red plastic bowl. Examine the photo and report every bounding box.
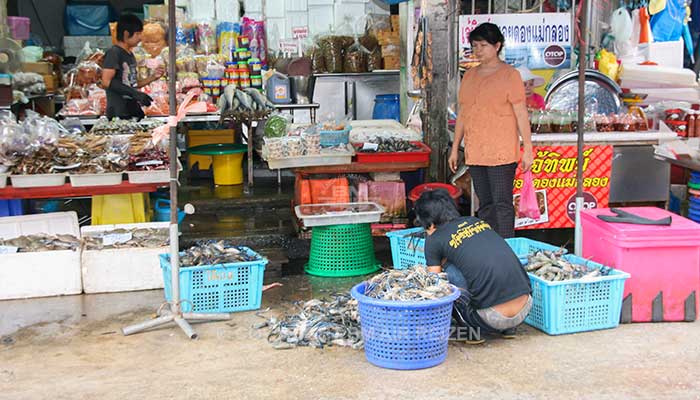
[408,183,463,202]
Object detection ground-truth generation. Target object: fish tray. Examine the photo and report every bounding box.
[127,170,170,184]
[386,228,565,270]
[295,202,384,227]
[351,282,460,370]
[10,173,66,188]
[264,144,355,170]
[524,254,630,335]
[69,173,124,187]
[81,222,169,294]
[0,173,7,188]
[354,142,431,164]
[0,212,82,300]
[160,246,268,313]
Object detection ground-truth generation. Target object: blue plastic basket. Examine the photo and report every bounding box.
[160,247,267,313]
[386,228,567,269]
[319,126,351,147]
[507,237,567,263]
[523,254,630,335]
[351,282,460,370]
[386,227,426,269]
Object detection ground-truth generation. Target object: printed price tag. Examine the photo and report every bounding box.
[292,26,309,39]
[361,143,379,152]
[135,160,164,167]
[0,246,18,254]
[279,39,299,53]
[102,232,133,246]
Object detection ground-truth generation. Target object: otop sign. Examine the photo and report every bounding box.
[459,13,572,70]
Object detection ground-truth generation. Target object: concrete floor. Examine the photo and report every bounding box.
[2,275,700,400]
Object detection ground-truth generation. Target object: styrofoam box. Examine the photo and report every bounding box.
[308,0,334,5]
[266,18,288,42]
[286,0,308,11]
[0,212,82,300]
[244,0,263,13]
[11,174,66,188]
[81,222,169,293]
[265,0,286,18]
[308,5,334,36]
[335,3,366,26]
[0,173,7,189]
[188,0,216,20]
[127,170,169,184]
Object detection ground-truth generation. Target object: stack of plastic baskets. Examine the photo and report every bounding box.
[689,172,700,223]
[524,254,630,335]
[386,227,566,269]
[160,246,267,313]
[351,282,460,370]
[305,223,380,277]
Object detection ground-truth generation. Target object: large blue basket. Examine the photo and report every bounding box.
[160,247,267,313]
[319,126,350,147]
[387,228,567,269]
[351,282,460,370]
[524,254,630,335]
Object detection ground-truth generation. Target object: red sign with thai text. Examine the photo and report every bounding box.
[513,145,613,230]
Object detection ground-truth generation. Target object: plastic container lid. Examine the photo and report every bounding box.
[188,143,247,155]
[581,207,700,243]
[375,94,400,102]
[408,183,463,202]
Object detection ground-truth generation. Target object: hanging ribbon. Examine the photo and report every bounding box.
[152,89,208,144]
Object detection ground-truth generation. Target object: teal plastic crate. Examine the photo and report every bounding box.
[160,247,267,313]
[386,227,426,270]
[387,228,565,269]
[524,255,630,335]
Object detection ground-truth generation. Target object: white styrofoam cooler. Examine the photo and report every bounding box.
[80,222,169,294]
[0,212,82,300]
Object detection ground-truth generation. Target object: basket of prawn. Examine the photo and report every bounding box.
[523,252,630,335]
[351,267,460,370]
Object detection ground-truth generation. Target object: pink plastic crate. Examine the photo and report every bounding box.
[7,17,30,40]
[581,207,700,322]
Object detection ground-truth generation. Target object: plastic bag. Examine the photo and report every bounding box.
[344,38,369,73]
[367,47,382,71]
[196,21,217,54]
[319,36,346,73]
[142,22,167,57]
[305,40,326,74]
[217,22,240,59]
[518,171,541,220]
[241,18,267,66]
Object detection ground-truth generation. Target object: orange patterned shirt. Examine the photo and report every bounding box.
[457,64,526,166]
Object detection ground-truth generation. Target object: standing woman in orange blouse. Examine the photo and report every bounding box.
[449,23,534,238]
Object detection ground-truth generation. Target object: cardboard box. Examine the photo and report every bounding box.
[383,56,400,69]
[377,30,400,46]
[381,44,400,57]
[42,74,58,93]
[22,62,52,75]
[391,15,399,32]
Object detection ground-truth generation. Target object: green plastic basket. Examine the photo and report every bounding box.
[305,223,381,277]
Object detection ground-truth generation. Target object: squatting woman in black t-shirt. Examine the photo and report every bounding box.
[415,189,532,342]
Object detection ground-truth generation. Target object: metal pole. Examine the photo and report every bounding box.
[121,1,231,338]
[575,0,588,256]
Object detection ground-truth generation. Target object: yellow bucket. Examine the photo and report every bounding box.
[189,144,247,186]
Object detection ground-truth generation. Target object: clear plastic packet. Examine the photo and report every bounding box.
[344,38,369,73]
[142,22,168,57]
[196,21,217,55]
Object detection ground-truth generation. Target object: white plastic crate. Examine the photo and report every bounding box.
[244,0,263,12]
[0,212,82,300]
[265,0,286,18]
[80,222,169,294]
[11,174,66,188]
[308,5,334,35]
[295,202,384,227]
[127,170,169,184]
[69,173,124,187]
[286,0,308,11]
[0,173,7,188]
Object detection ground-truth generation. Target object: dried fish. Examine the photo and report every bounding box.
[364,266,454,301]
[179,241,259,267]
[0,234,80,252]
[357,137,420,153]
[82,228,169,250]
[524,251,611,282]
[260,294,362,350]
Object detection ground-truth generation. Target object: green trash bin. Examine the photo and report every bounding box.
[305,223,381,277]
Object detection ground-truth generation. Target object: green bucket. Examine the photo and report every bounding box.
[305,223,381,277]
